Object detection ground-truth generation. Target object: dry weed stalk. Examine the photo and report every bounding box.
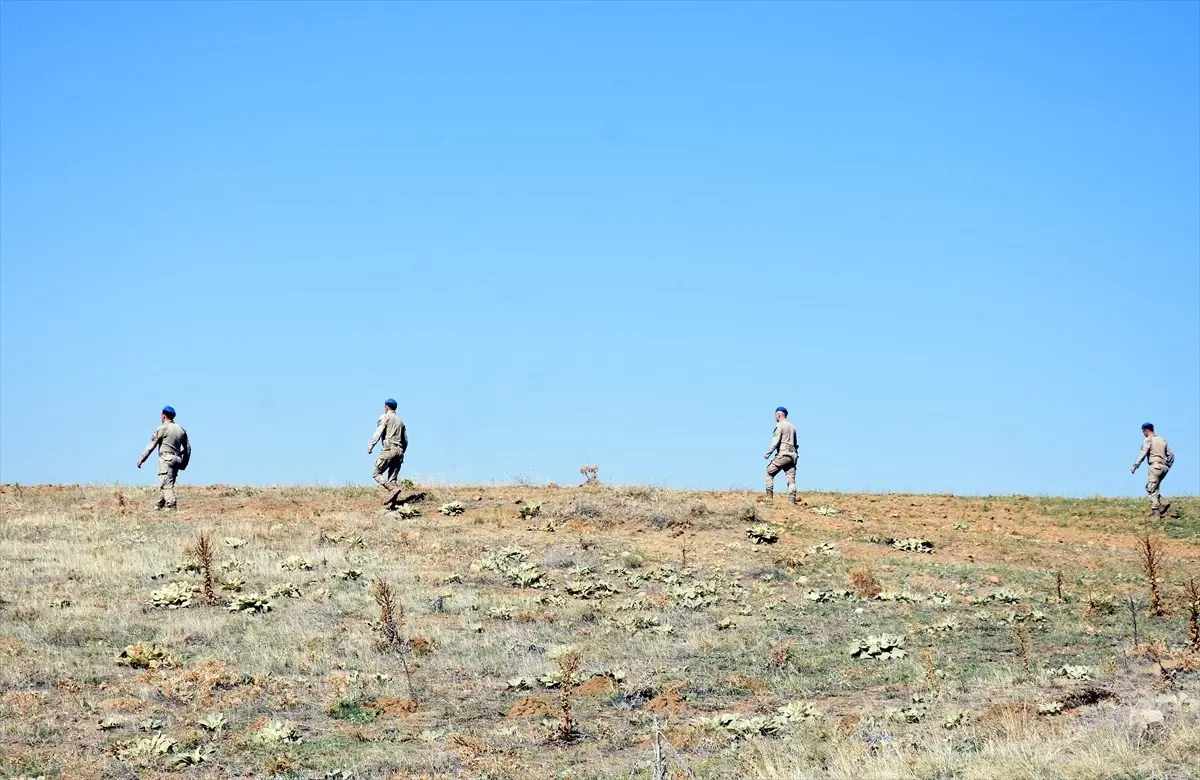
[680,542,690,569]
[921,648,940,690]
[115,489,127,510]
[1054,570,1065,602]
[849,564,882,598]
[371,579,418,706]
[579,465,600,486]
[1184,577,1200,653]
[187,533,217,604]
[1137,534,1167,617]
[552,648,581,742]
[1127,596,1140,648]
[1012,623,1032,676]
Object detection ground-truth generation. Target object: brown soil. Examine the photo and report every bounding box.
[370,696,418,717]
[645,689,687,718]
[507,697,554,718]
[575,676,617,697]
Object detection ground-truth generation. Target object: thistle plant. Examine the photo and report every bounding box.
[371,579,418,706]
[1137,534,1167,617]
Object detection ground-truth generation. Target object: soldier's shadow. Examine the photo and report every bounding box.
[391,491,426,507]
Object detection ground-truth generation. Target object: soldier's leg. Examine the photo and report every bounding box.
[372,454,396,489]
[159,468,178,509]
[784,458,797,504]
[766,459,782,497]
[155,471,168,509]
[1146,467,1164,515]
[387,456,403,484]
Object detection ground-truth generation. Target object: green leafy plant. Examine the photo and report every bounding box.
[116,733,176,761]
[475,546,549,589]
[227,594,272,614]
[223,538,247,549]
[704,701,822,740]
[506,677,535,691]
[518,502,543,520]
[564,579,622,599]
[339,569,364,581]
[888,695,928,723]
[116,643,179,670]
[220,578,245,592]
[971,591,1021,605]
[439,502,465,516]
[891,538,934,554]
[395,505,421,519]
[280,556,313,571]
[251,719,301,744]
[170,749,206,768]
[197,713,228,733]
[943,710,970,729]
[151,581,198,609]
[805,543,837,556]
[268,583,302,599]
[849,634,907,660]
[811,506,840,516]
[1037,701,1063,716]
[805,589,855,602]
[1054,665,1093,680]
[219,557,248,573]
[747,525,779,544]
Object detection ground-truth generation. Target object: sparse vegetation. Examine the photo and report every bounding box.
[1,485,1197,779]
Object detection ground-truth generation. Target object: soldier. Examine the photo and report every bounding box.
[368,398,408,506]
[136,405,191,511]
[764,406,799,504]
[1131,422,1174,518]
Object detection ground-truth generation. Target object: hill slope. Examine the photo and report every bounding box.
[2,484,1198,779]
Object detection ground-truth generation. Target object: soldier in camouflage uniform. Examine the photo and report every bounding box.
[764,406,799,504]
[1131,422,1175,518]
[368,398,408,506]
[137,405,191,510]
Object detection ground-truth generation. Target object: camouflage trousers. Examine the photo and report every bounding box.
[157,465,179,509]
[1146,465,1168,512]
[766,454,797,494]
[373,450,404,490]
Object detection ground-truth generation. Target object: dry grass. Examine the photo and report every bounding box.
[0,484,1198,779]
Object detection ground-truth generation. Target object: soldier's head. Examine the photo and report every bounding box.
[162,406,176,423]
[384,398,398,413]
[1142,422,1155,437]
[775,406,788,422]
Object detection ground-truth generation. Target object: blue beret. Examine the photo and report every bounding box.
[775,406,788,415]
[1142,422,1154,430]
[162,406,175,415]
[385,398,397,408]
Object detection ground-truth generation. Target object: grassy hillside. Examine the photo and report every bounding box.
[2,484,1198,780]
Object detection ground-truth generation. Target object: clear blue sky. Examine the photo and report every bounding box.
[1,1,1197,496]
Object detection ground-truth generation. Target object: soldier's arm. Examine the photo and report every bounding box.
[180,431,192,468]
[367,418,385,453]
[765,426,781,459]
[1132,438,1151,471]
[400,421,408,453]
[138,427,164,467]
[1165,441,1175,469]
